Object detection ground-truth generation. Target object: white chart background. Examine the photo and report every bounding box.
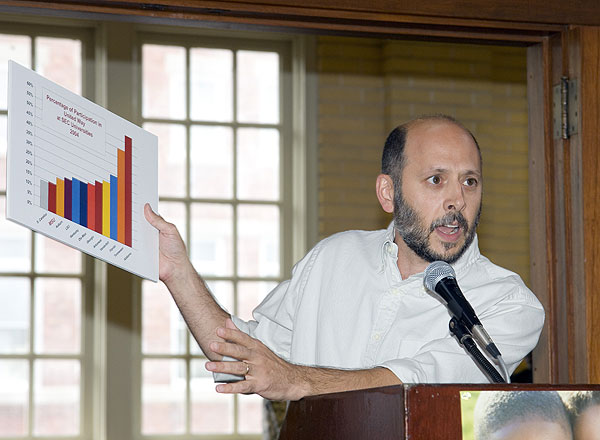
[6,60,159,281]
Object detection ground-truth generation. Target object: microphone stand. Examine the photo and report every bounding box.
[449,317,506,383]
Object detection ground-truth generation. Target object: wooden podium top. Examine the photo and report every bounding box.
[279,383,600,440]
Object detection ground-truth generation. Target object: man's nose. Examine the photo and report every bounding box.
[444,182,466,212]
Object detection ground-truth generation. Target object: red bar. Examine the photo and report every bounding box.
[125,136,132,247]
[88,183,95,231]
[95,181,103,234]
[48,182,56,214]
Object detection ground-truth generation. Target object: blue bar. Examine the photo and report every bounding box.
[110,175,118,240]
[80,180,87,228]
[72,178,81,225]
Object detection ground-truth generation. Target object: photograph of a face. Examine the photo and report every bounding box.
[460,390,600,440]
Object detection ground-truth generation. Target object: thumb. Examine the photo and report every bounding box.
[144,203,168,230]
[225,317,238,330]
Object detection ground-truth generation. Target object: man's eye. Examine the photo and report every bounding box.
[464,177,478,187]
[427,176,442,185]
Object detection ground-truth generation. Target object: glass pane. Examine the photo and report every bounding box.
[142,280,186,355]
[33,359,80,436]
[142,44,186,119]
[237,204,280,277]
[237,50,279,124]
[237,128,280,201]
[190,203,233,277]
[190,359,233,433]
[238,393,263,434]
[34,278,81,354]
[206,280,234,315]
[35,37,82,94]
[0,114,6,191]
[0,33,31,109]
[0,195,32,272]
[190,48,233,122]
[238,281,277,322]
[157,201,187,246]
[142,358,186,435]
[0,278,30,354]
[34,233,82,273]
[144,123,187,198]
[0,360,28,436]
[190,125,233,199]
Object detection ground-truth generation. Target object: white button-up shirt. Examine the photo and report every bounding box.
[232,223,545,383]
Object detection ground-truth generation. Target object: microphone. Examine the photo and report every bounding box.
[424,261,501,359]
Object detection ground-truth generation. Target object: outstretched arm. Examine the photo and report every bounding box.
[144,203,230,360]
[206,319,401,401]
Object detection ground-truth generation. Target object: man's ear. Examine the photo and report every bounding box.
[376,174,395,214]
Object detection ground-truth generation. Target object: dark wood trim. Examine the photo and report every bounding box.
[527,39,552,383]
[1,0,599,27]
[577,26,600,383]
[566,27,587,383]
[0,0,563,43]
[551,32,570,384]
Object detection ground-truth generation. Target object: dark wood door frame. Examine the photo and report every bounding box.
[4,1,599,384]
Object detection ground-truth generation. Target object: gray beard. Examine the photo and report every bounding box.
[393,190,480,264]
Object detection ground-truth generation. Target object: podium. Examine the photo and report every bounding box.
[279,384,600,439]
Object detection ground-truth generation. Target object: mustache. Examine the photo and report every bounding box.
[429,211,469,233]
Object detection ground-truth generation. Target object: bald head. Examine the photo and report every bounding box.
[381,114,482,186]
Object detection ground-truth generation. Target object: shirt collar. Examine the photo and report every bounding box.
[380,221,481,277]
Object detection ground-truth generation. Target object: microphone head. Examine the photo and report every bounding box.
[423,261,456,292]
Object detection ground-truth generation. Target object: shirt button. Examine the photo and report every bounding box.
[391,287,400,295]
[373,333,381,340]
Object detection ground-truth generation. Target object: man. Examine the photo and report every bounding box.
[473,391,572,440]
[144,115,544,401]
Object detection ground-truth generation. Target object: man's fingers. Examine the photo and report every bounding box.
[144,203,181,237]
[206,360,249,376]
[210,341,251,360]
[216,380,254,395]
[144,203,164,228]
[216,325,253,345]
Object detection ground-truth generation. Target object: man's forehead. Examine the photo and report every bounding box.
[404,120,481,167]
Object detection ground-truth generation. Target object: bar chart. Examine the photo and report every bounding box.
[39,135,133,246]
[6,61,158,281]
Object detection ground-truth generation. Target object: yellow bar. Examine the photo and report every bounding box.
[102,180,110,237]
[117,149,125,244]
[56,178,64,217]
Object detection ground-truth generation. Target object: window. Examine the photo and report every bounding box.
[139,35,292,436]
[0,27,93,439]
[0,18,307,439]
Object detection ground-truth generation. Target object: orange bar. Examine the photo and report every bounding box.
[56,178,64,217]
[88,183,95,231]
[117,148,125,244]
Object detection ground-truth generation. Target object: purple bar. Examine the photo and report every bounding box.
[65,178,72,220]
